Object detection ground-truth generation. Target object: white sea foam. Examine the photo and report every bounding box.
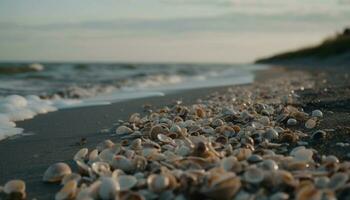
[0,63,268,141]
[0,95,82,140]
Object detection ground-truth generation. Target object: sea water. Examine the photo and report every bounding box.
[0,62,268,140]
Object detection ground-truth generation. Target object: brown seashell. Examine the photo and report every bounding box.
[149,125,169,140]
[232,148,252,161]
[296,185,321,200]
[195,107,207,118]
[201,174,241,200]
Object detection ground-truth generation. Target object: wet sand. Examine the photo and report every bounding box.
[0,66,349,199]
[0,85,231,199]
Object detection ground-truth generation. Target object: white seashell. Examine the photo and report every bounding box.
[157,134,174,144]
[3,179,26,199]
[116,126,133,135]
[98,149,116,164]
[76,181,101,200]
[305,118,317,129]
[175,145,191,157]
[220,156,238,172]
[117,175,138,191]
[61,173,81,185]
[291,148,313,162]
[287,118,297,126]
[96,140,115,152]
[111,155,134,173]
[243,167,264,184]
[88,149,99,164]
[55,180,77,200]
[328,172,348,190]
[147,174,170,193]
[264,128,279,140]
[312,110,323,118]
[91,162,111,177]
[43,162,72,182]
[74,148,89,161]
[129,113,141,123]
[99,177,120,200]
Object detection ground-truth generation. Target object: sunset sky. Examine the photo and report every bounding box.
[0,0,349,63]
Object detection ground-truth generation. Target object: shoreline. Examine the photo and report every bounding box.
[1,66,349,199]
[0,84,236,199]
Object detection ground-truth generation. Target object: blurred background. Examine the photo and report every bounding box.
[0,0,349,63]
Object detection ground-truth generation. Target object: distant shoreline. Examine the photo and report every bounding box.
[255,28,350,67]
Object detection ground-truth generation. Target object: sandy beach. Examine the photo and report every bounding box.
[0,65,349,199]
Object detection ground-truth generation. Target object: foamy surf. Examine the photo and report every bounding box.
[0,63,268,141]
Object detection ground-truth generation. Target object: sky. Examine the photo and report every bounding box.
[0,0,349,63]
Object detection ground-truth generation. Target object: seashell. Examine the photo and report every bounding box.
[88,149,99,164]
[157,134,174,144]
[291,147,313,162]
[74,148,89,161]
[259,159,279,171]
[328,172,348,190]
[147,174,170,193]
[312,110,323,118]
[55,180,77,200]
[268,170,296,188]
[175,145,191,157]
[99,177,120,200]
[287,118,297,126]
[280,132,298,143]
[194,106,206,118]
[232,148,252,161]
[264,128,279,141]
[305,118,317,129]
[201,174,241,200]
[247,154,263,163]
[215,135,228,145]
[170,124,182,134]
[322,155,339,165]
[130,138,143,151]
[220,156,239,172]
[120,191,145,200]
[117,175,138,191]
[259,116,270,126]
[116,126,133,135]
[98,149,115,164]
[43,162,72,182]
[3,180,26,199]
[129,113,141,124]
[311,130,326,140]
[91,162,111,177]
[287,161,309,171]
[76,180,101,200]
[296,185,321,200]
[75,160,91,175]
[149,125,169,140]
[61,173,81,185]
[111,155,134,173]
[96,140,115,152]
[314,176,329,189]
[270,192,289,200]
[132,155,148,172]
[211,118,224,127]
[243,167,264,184]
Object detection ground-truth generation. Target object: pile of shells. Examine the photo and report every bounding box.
[1,71,349,200]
